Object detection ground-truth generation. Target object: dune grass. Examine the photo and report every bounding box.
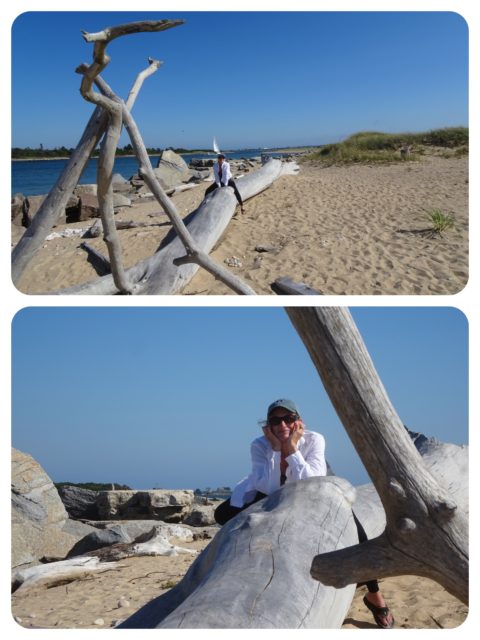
[301,127,468,166]
[425,209,456,235]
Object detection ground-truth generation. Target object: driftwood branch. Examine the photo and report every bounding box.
[81,20,184,44]
[126,57,163,109]
[11,55,164,287]
[80,241,111,275]
[80,27,163,293]
[285,307,468,604]
[11,556,116,593]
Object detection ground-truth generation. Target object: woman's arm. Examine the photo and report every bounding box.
[249,437,282,495]
[286,432,327,480]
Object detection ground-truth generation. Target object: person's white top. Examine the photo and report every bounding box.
[213,160,232,186]
[230,429,327,508]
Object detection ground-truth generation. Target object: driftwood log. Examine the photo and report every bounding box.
[286,307,468,604]
[56,159,298,295]
[118,435,467,628]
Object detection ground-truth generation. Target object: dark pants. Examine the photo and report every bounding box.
[214,496,379,593]
[205,179,243,207]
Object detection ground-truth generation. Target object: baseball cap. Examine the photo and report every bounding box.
[267,398,299,417]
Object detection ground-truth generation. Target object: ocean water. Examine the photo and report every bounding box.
[12,149,287,197]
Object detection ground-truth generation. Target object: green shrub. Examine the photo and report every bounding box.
[301,127,468,166]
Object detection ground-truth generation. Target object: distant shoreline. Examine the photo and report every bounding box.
[11,148,317,162]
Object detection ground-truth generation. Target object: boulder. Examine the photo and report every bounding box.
[113,181,134,193]
[66,524,132,558]
[183,504,217,527]
[11,448,96,569]
[112,173,129,185]
[77,193,100,220]
[188,169,212,183]
[57,485,99,520]
[24,194,75,226]
[11,193,27,226]
[96,490,194,523]
[82,520,196,542]
[113,193,132,208]
[189,158,214,168]
[74,184,97,196]
[154,150,191,188]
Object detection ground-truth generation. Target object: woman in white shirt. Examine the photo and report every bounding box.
[214,398,394,629]
[204,154,245,213]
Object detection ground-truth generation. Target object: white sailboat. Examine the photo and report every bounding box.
[213,137,221,155]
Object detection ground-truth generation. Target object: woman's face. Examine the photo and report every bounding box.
[268,407,299,442]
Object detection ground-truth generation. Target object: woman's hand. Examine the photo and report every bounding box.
[283,420,305,456]
[262,425,281,451]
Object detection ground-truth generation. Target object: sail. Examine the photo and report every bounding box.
[213,137,220,154]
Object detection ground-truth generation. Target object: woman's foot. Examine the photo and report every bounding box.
[363,593,394,628]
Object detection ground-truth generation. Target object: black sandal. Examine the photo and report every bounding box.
[363,595,395,629]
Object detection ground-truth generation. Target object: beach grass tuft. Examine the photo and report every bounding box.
[425,209,456,235]
[301,127,468,166]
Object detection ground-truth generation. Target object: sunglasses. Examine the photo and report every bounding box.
[268,414,298,426]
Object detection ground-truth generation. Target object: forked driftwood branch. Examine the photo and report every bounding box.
[286,307,468,604]
[11,23,180,287]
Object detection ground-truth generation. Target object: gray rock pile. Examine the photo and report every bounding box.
[11,151,268,232]
[12,447,220,571]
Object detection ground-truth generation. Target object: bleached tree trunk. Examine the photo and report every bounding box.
[120,476,360,629]
[118,434,467,629]
[286,307,468,604]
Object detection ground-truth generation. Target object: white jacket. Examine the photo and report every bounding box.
[230,430,327,508]
[213,160,232,186]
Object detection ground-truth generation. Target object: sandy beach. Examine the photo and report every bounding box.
[12,536,467,629]
[13,155,468,296]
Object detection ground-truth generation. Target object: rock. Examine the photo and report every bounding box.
[183,505,217,527]
[118,598,130,608]
[224,256,242,268]
[96,490,194,523]
[74,184,97,196]
[77,193,100,220]
[189,158,214,168]
[112,173,128,185]
[81,519,195,541]
[154,149,191,189]
[66,525,132,558]
[188,169,212,183]
[94,618,105,626]
[113,193,132,208]
[57,485,98,520]
[254,244,281,254]
[11,193,26,226]
[112,181,134,193]
[11,448,94,569]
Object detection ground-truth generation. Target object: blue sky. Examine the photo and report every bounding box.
[11,11,468,150]
[11,307,468,491]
